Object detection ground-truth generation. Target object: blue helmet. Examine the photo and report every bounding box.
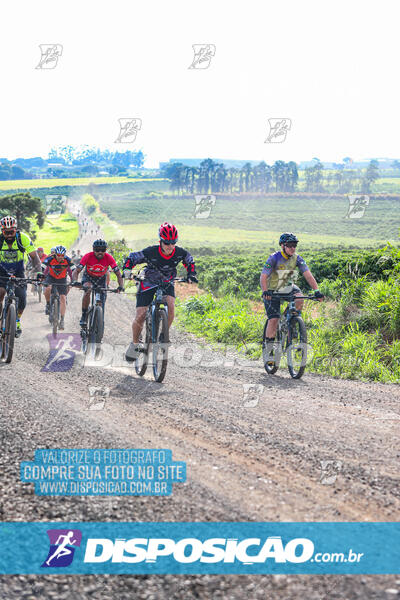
[279,232,298,245]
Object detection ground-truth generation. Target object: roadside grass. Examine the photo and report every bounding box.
[175,290,400,383]
[32,213,79,253]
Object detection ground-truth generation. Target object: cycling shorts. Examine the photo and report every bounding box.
[263,284,301,319]
[136,283,175,308]
[44,275,68,296]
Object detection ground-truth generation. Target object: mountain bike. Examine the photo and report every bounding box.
[132,271,188,383]
[73,281,120,358]
[262,290,320,379]
[0,276,34,363]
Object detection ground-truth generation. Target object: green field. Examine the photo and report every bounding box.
[95,194,400,249]
[118,222,396,252]
[0,176,166,191]
[32,213,79,253]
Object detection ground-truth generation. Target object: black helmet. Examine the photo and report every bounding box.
[93,239,107,250]
[279,232,298,245]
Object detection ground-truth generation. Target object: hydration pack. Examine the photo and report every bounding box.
[0,230,26,254]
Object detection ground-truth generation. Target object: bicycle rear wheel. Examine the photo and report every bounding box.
[52,296,60,337]
[287,316,307,379]
[152,308,169,383]
[1,303,16,363]
[135,313,150,376]
[262,320,281,374]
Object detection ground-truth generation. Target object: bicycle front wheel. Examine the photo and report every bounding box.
[262,320,281,374]
[135,313,150,377]
[152,308,169,383]
[37,284,42,303]
[86,305,104,359]
[287,316,307,379]
[52,297,60,337]
[1,303,16,363]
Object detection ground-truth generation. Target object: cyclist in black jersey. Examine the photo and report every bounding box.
[123,222,198,360]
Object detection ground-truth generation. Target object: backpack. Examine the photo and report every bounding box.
[0,230,26,254]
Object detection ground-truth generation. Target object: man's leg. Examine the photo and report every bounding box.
[60,295,67,317]
[165,295,175,329]
[44,284,51,314]
[266,317,279,338]
[80,282,92,326]
[0,287,5,314]
[132,306,147,343]
[294,293,304,313]
[125,306,148,362]
[15,285,27,337]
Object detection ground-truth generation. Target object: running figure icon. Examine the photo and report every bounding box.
[46,531,77,566]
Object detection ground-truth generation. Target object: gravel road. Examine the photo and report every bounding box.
[0,273,399,599]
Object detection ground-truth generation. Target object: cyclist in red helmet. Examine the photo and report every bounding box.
[123,222,198,361]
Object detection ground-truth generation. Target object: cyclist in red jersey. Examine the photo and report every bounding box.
[37,247,48,262]
[72,239,124,327]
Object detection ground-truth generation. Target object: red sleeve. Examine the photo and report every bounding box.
[80,253,89,267]
[106,253,117,269]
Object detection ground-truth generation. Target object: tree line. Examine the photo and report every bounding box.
[161,159,381,194]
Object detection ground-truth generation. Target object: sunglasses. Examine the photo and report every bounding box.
[3,229,16,235]
[284,243,297,248]
[162,240,176,246]
[93,249,106,253]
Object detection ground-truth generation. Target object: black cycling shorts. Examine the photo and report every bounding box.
[0,276,27,312]
[44,275,68,296]
[263,284,301,319]
[136,283,175,308]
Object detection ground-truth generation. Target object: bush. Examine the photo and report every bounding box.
[82,193,99,214]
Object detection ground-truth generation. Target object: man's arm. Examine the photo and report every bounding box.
[182,250,197,281]
[72,264,83,282]
[260,255,275,296]
[122,250,147,278]
[303,270,318,290]
[260,272,269,293]
[28,250,42,273]
[114,268,124,290]
[303,270,323,301]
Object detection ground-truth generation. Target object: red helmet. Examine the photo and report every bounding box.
[159,222,178,243]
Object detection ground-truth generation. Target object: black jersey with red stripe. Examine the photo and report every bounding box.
[124,245,196,287]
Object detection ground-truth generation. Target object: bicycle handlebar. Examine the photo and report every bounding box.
[1,276,38,285]
[263,291,323,301]
[71,282,123,293]
[132,275,187,284]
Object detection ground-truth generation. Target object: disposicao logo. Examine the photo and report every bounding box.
[83,536,314,564]
[41,529,82,568]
